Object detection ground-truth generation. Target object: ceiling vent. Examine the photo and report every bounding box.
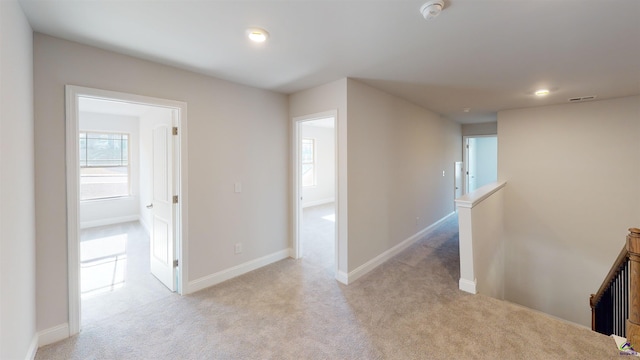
[568,95,597,102]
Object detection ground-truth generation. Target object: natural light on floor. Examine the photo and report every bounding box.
[80,234,128,298]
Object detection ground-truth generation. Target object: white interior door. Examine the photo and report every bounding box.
[149,124,175,291]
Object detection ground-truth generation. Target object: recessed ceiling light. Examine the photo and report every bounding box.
[463,108,471,113]
[247,28,269,43]
[535,89,550,96]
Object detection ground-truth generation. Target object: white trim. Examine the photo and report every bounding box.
[302,197,335,208]
[335,271,349,285]
[80,215,139,229]
[65,85,189,334]
[505,300,589,330]
[140,216,151,236]
[455,181,506,209]
[187,249,290,293]
[25,334,38,360]
[37,323,69,347]
[291,109,348,285]
[346,212,456,284]
[65,86,81,335]
[292,111,340,266]
[458,278,478,294]
[291,118,302,259]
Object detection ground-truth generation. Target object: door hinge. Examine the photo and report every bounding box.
[173,259,178,267]
[172,127,178,136]
[173,195,178,204]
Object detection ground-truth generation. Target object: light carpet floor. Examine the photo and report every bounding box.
[36,211,618,359]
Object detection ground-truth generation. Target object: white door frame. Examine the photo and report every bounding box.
[292,110,347,282]
[65,85,188,335]
[463,136,474,194]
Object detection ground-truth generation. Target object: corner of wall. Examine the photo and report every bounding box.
[0,1,37,359]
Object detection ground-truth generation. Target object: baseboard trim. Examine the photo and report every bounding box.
[335,270,349,285]
[37,323,69,347]
[459,278,477,294]
[302,198,335,208]
[139,217,151,235]
[346,211,456,284]
[80,215,139,229]
[25,333,38,360]
[503,298,590,330]
[187,249,290,293]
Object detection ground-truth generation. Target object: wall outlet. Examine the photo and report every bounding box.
[234,243,242,254]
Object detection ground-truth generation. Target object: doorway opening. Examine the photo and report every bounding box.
[463,135,497,193]
[66,86,187,335]
[293,113,337,275]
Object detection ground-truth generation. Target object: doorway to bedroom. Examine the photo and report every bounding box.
[294,115,337,274]
[66,86,186,335]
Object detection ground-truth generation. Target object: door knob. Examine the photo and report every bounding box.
[146,203,153,209]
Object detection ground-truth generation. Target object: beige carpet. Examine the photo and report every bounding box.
[36,212,619,359]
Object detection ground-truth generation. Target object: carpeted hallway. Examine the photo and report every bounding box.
[36,209,618,359]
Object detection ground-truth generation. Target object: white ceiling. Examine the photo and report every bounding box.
[19,0,640,124]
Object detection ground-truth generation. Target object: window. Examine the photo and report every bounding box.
[79,132,129,200]
[301,138,316,187]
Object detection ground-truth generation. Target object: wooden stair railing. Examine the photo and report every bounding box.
[590,228,640,345]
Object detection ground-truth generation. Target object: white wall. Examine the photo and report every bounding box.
[499,96,640,326]
[301,124,335,207]
[34,34,289,333]
[0,1,37,359]
[346,79,461,272]
[79,112,140,228]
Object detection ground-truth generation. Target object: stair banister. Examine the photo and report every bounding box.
[590,228,640,345]
[626,228,640,345]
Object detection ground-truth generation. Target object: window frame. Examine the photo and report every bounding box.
[301,137,317,188]
[79,131,131,201]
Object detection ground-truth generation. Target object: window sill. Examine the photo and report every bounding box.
[80,195,134,203]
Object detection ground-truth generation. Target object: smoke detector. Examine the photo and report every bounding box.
[420,1,445,20]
